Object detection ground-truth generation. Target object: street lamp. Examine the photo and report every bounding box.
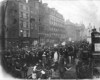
[19,30,23,47]
[20,30,23,33]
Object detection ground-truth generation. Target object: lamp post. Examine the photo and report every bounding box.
[20,30,23,36]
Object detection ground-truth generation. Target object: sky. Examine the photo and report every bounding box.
[0,0,100,28]
[42,0,100,28]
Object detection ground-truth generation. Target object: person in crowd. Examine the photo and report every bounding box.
[1,40,93,79]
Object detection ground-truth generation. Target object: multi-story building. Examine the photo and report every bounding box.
[18,0,30,38]
[85,23,92,43]
[48,8,66,43]
[66,20,77,41]
[39,3,50,45]
[39,3,66,46]
[1,0,67,47]
[76,23,85,40]
[5,0,19,44]
[66,20,85,41]
[28,0,39,45]
[1,0,41,47]
[1,0,31,47]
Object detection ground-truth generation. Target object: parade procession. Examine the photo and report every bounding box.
[1,0,100,79]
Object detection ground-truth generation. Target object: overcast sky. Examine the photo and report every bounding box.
[0,0,100,28]
[42,0,100,28]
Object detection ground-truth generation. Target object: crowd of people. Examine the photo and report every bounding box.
[1,40,93,79]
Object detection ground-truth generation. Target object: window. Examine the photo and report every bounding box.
[23,5,26,10]
[50,20,52,25]
[23,30,30,37]
[51,20,53,25]
[26,30,28,37]
[20,20,23,28]
[55,22,57,26]
[26,30,30,37]
[23,21,26,28]
[53,21,54,25]
[35,24,37,30]
[54,21,55,26]
[20,5,23,9]
[54,29,56,32]
[20,12,23,18]
[26,7,28,11]
[23,13,26,18]
[26,22,28,28]
[23,30,27,37]
[35,3,39,10]
[26,14,28,19]
[49,20,50,24]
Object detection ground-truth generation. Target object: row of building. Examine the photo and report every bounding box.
[0,0,85,47]
[66,20,85,41]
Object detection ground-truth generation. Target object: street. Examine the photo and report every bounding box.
[1,0,100,79]
[1,40,100,79]
[27,63,77,79]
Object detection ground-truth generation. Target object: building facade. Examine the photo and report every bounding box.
[85,23,93,43]
[5,0,31,47]
[1,0,67,47]
[1,0,40,47]
[66,20,85,41]
[28,0,39,46]
[76,23,85,40]
[39,3,66,46]
[18,1,30,38]
[48,8,66,43]
[65,20,77,41]
[5,0,19,43]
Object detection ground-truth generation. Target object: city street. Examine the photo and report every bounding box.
[0,39,100,79]
[1,0,100,79]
